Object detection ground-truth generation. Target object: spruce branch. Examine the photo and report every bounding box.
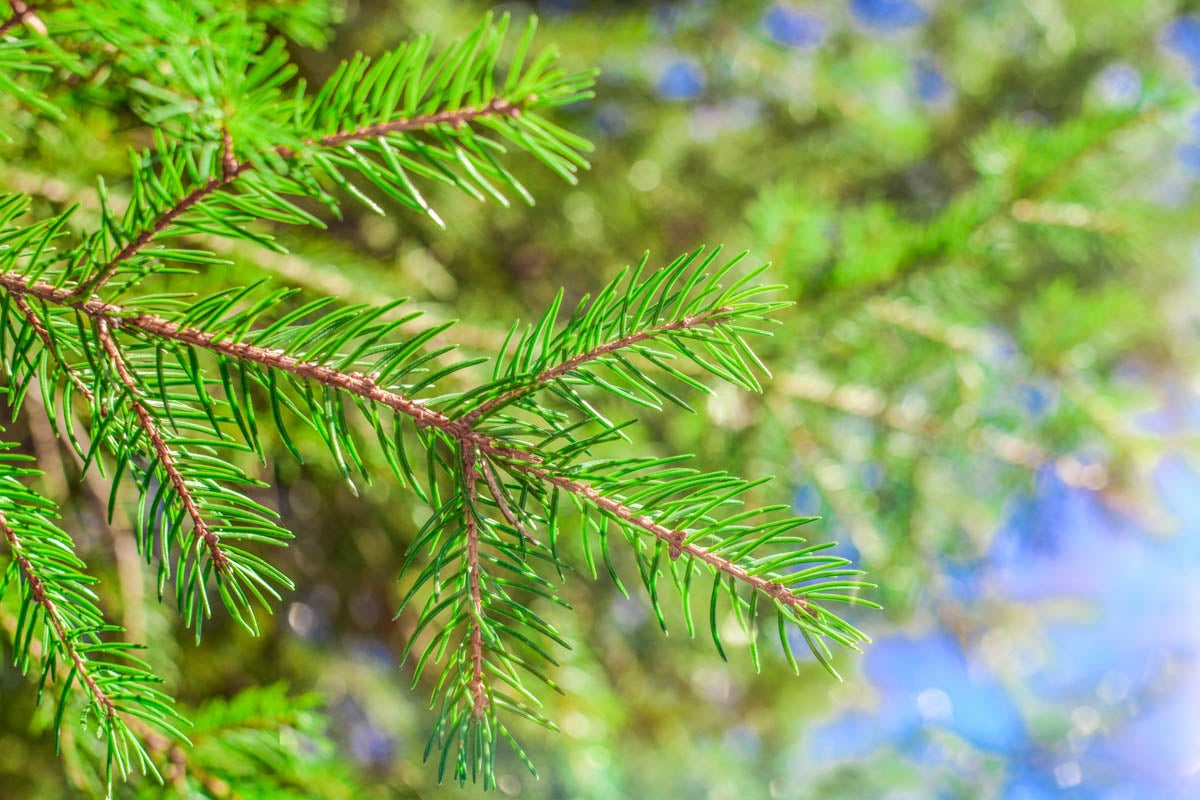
[56,13,593,300]
[95,317,229,573]
[477,453,538,545]
[71,97,528,300]
[12,293,96,406]
[0,449,184,791]
[0,265,295,635]
[0,7,881,789]
[469,250,787,422]
[72,162,252,301]
[0,590,340,797]
[1,511,118,721]
[0,261,863,632]
[297,96,525,153]
[525,467,810,611]
[462,307,733,425]
[1,235,870,782]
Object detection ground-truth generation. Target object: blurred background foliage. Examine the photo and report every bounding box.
[4,0,1200,797]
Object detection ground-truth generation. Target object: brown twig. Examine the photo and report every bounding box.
[16,300,147,636]
[70,98,527,299]
[95,318,230,572]
[303,96,521,152]
[4,273,503,446]
[459,444,489,719]
[220,126,238,180]
[0,603,207,792]
[72,167,252,300]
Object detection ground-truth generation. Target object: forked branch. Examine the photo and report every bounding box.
[71,98,527,299]
[0,274,821,618]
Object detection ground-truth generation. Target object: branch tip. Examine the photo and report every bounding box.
[71,96,527,299]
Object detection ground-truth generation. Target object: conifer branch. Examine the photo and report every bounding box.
[514,464,813,613]
[71,98,530,300]
[0,452,184,790]
[5,276,471,429]
[302,96,524,152]
[0,272,824,618]
[95,317,230,573]
[73,165,253,300]
[0,597,309,796]
[220,126,239,181]
[12,294,96,405]
[0,510,119,721]
[478,454,538,545]
[462,308,732,424]
[0,7,883,787]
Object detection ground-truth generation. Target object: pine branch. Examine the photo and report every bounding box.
[462,307,733,425]
[446,249,789,432]
[301,96,524,152]
[530,467,811,611]
[0,255,294,636]
[0,592,336,798]
[0,6,883,788]
[71,97,527,299]
[1,274,495,444]
[0,448,184,792]
[0,231,870,783]
[477,453,537,545]
[1,511,118,720]
[95,317,229,573]
[51,13,593,300]
[0,267,857,627]
[12,293,96,405]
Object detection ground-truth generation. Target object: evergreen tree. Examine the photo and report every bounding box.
[3,1,1197,798]
[0,2,873,795]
